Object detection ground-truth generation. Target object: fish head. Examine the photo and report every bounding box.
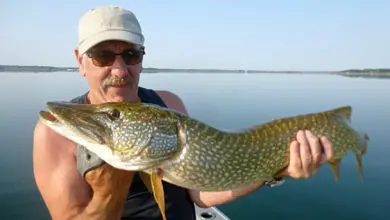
[38,101,182,171]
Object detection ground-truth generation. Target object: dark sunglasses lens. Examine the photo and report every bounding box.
[122,50,143,65]
[88,48,144,67]
[92,53,116,67]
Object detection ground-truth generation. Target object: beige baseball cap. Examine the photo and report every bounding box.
[77,6,145,54]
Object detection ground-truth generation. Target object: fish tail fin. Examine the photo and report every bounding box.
[354,152,364,181]
[353,130,369,182]
[359,131,369,155]
[328,158,342,182]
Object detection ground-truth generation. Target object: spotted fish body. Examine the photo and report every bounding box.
[39,102,369,192]
[155,105,368,191]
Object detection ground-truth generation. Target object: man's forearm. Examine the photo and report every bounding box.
[189,181,265,208]
[63,191,126,220]
[81,193,125,220]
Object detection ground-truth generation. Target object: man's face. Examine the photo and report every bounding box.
[75,40,144,104]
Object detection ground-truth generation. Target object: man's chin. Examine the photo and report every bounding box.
[106,87,138,102]
[110,84,128,90]
[108,84,130,93]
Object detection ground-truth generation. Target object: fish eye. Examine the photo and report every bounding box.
[107,109,121,120]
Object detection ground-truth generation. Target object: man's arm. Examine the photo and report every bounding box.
[188,182,264,208]
[157,90,334,208]
[33,121,133,220]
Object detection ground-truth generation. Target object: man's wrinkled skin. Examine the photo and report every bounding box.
[33,40,334,219]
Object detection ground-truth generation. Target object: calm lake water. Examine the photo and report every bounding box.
[0,71,389,220]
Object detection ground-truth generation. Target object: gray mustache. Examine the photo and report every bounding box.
[103,77,130,87]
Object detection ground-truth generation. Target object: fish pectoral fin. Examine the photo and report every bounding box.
[139,171,153,194]
[151,169,166,220]
[354,152,364,181]
[139,170,166,220]
[328,158,342,182]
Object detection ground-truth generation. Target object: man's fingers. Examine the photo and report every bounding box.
[85,163,111,188]
[320,136,334,164]
[284,131,335,180]
[305,130,322,174]
[297,130,311,178]
[289,140,301,175]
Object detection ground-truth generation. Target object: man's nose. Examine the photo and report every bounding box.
[111,56,129,77]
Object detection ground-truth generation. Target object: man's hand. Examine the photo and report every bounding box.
[83,163,135,219]
[280,130,334,179]
[85,163,134,198]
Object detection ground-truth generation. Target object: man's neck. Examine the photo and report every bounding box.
[86,91,141,104]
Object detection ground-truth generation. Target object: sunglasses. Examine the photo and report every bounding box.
[86,46,145,67]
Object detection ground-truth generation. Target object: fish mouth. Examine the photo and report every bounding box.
[39,101,107,146]
[39,110,59,124]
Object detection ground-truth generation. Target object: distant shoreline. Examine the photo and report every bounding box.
[1,65,389,79]
[333,69,390,79]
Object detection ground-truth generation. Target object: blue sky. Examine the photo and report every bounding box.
[1,0,389,71]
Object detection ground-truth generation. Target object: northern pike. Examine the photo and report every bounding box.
[39,101,369,220]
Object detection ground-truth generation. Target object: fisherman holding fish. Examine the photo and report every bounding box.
[33,6,335,220]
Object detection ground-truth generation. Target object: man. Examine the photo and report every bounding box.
[33,6,334,220]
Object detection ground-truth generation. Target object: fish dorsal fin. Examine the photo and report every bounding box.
[328,106,352,121]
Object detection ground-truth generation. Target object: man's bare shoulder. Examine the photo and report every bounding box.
[155,90,188,115]
[33,120,75,156]
[33,120,77,174]
[34,120,59,142]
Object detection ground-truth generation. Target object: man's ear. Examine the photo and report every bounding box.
[74,48,86,77]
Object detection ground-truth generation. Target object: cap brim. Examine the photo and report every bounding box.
[78,30,144,54]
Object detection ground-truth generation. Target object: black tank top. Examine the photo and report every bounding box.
[70,87,196,220]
